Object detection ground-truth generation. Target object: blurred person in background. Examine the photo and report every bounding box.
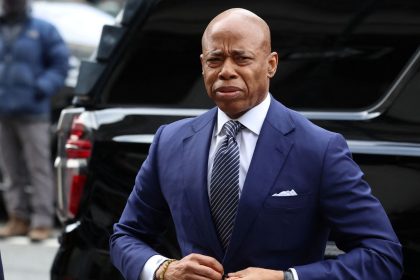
[0,0,69,241]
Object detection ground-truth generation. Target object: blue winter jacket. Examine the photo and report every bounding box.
[0,16,69,118]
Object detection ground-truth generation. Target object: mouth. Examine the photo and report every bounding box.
[214,86,242,97]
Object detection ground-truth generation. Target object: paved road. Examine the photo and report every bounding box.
[0,232,59,280]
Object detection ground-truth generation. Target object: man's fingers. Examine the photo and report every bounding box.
[165,253,224,280]
[227,268,247,277]
[187,253,224,273]
[227,267,284,280]
[192,261,224,279]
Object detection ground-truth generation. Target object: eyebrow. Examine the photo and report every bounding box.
[205,49,251,57]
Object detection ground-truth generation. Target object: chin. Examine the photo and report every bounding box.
[223,108,247,119]
[216,100,249,117]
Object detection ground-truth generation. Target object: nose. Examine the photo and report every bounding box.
[218,58,238,80]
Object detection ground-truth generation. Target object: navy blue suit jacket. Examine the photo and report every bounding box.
[110,98,403,280]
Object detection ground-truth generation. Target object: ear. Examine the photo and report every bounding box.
[267,52,278,78]
[200,54,205,75]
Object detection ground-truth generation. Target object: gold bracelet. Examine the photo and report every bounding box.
[159,259,177,280]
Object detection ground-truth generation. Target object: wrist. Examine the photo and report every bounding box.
[154,259,176,280]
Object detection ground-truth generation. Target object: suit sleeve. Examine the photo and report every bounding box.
[295,133,403,280]
[110,125,171,280]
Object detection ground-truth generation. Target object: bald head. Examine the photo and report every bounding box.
[202,8,272,54]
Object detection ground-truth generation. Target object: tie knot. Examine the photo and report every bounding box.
[223,120,242,138]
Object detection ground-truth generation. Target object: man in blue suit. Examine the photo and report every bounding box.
[110,8,403,280]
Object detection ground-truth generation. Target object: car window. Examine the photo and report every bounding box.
[104,0,420,111]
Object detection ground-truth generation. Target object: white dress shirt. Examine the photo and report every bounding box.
[140,94,298,280]
[207,93,270,195]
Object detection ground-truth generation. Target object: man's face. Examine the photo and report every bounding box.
[201,16,277,119]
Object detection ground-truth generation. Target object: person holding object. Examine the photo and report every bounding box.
[0,0,69,241]
[110,8,403,280]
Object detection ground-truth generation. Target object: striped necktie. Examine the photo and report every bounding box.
[210,120,242,250]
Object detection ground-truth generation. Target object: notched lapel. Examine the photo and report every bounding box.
[182,109,224,259]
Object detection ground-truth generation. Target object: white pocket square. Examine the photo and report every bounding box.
[272,189,298,197]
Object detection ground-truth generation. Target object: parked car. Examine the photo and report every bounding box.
[51,0,420,279]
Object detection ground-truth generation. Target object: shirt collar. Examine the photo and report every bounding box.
[215,93,271,136]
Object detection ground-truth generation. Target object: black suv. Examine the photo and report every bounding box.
[51,0,420,279]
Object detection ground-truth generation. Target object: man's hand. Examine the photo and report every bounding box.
[156,253,223,280]
[226,267,284,280]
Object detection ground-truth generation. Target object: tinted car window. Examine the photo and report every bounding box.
[105,0,420,111]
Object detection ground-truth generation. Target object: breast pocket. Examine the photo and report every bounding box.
[256,193,319,251]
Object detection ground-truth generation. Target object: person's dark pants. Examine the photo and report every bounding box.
[0,118,54,228]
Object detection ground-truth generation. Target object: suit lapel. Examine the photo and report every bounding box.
[224,99,295,264]
[183,108,225,259]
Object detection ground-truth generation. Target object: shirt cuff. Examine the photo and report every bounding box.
[140,255,168,280]
[289,268,299,280]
